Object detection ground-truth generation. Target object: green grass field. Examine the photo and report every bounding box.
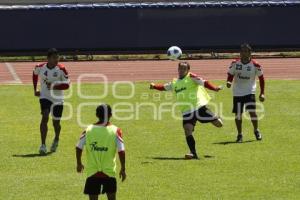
[0,80,299,200]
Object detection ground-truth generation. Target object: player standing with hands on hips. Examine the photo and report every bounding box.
[150,61,223,159]
[32,48,70,154]
[226,43,265,143]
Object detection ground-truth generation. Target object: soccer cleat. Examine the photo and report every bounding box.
[50,140,59,152]
[185,153,199,160]
[254,130,262,141]
[39,144,47,155]
[236,134,243,143]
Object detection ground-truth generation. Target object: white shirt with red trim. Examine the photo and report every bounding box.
[33,63,69,103]
[76,125,125,153]
[228,59,263,97]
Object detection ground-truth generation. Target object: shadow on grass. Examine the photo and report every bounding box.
[12,152,54,158]
[151,157,187,160]
[203,155,214,159]
[213,140,255,145]
[150,155,214,160]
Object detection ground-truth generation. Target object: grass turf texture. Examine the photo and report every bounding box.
[0,80,299,200]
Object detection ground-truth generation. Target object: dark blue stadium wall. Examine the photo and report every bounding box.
[0,1,300,54]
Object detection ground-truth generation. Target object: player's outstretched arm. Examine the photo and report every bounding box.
[149,82,172,91]
[204,81,223,92]
[190,73,222,92]
[149,83,156,89]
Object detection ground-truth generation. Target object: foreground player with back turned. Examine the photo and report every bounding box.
[33,48,70,154]
[226,43,265,143]
[150,61,223,159]
[76,104,126,200]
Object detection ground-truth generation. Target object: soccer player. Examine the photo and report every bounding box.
[150,61,223,159]
[32,48,70,154]
[226,43,265,143]
[76,104,126,200]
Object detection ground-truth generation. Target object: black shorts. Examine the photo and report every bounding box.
[232,94,256,114]
[84,176,117,195]
[39,98,63,119]
[182,106,218,126]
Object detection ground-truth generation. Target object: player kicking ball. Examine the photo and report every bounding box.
[76,104,126,200]
[32,48,70,154]
[150,61,223,159]
[226,43,265,143]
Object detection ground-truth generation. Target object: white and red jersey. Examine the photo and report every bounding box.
[33,63,70,103]
[228,59,263,97]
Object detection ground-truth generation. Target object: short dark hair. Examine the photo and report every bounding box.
[240,43,252,51]
[179,61,190,70]
[96,104,112,122]
[47,48,59,58]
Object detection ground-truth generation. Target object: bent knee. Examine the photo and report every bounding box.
[41,112,50,123]
[52,120,61,126]
[249,112,257,117]
[41,110,50,117]
[183,123,194,136]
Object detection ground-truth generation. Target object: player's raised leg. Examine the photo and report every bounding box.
[211,118,223,127]
[150,61,222,158]
[196,106,223,128]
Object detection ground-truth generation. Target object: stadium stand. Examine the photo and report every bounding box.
[0,0,265,5]
[0,0,300,54]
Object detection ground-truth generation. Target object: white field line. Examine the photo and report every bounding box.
[4,63,22,84]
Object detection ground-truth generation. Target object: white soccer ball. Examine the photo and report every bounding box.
[167,46,182,60]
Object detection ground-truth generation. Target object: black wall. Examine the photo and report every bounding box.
[0,3,300,54]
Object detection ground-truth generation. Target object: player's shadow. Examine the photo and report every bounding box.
[151,157,186,160]
[212,140,255,145]
[150,155,214,160]
[12,152,53,158]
